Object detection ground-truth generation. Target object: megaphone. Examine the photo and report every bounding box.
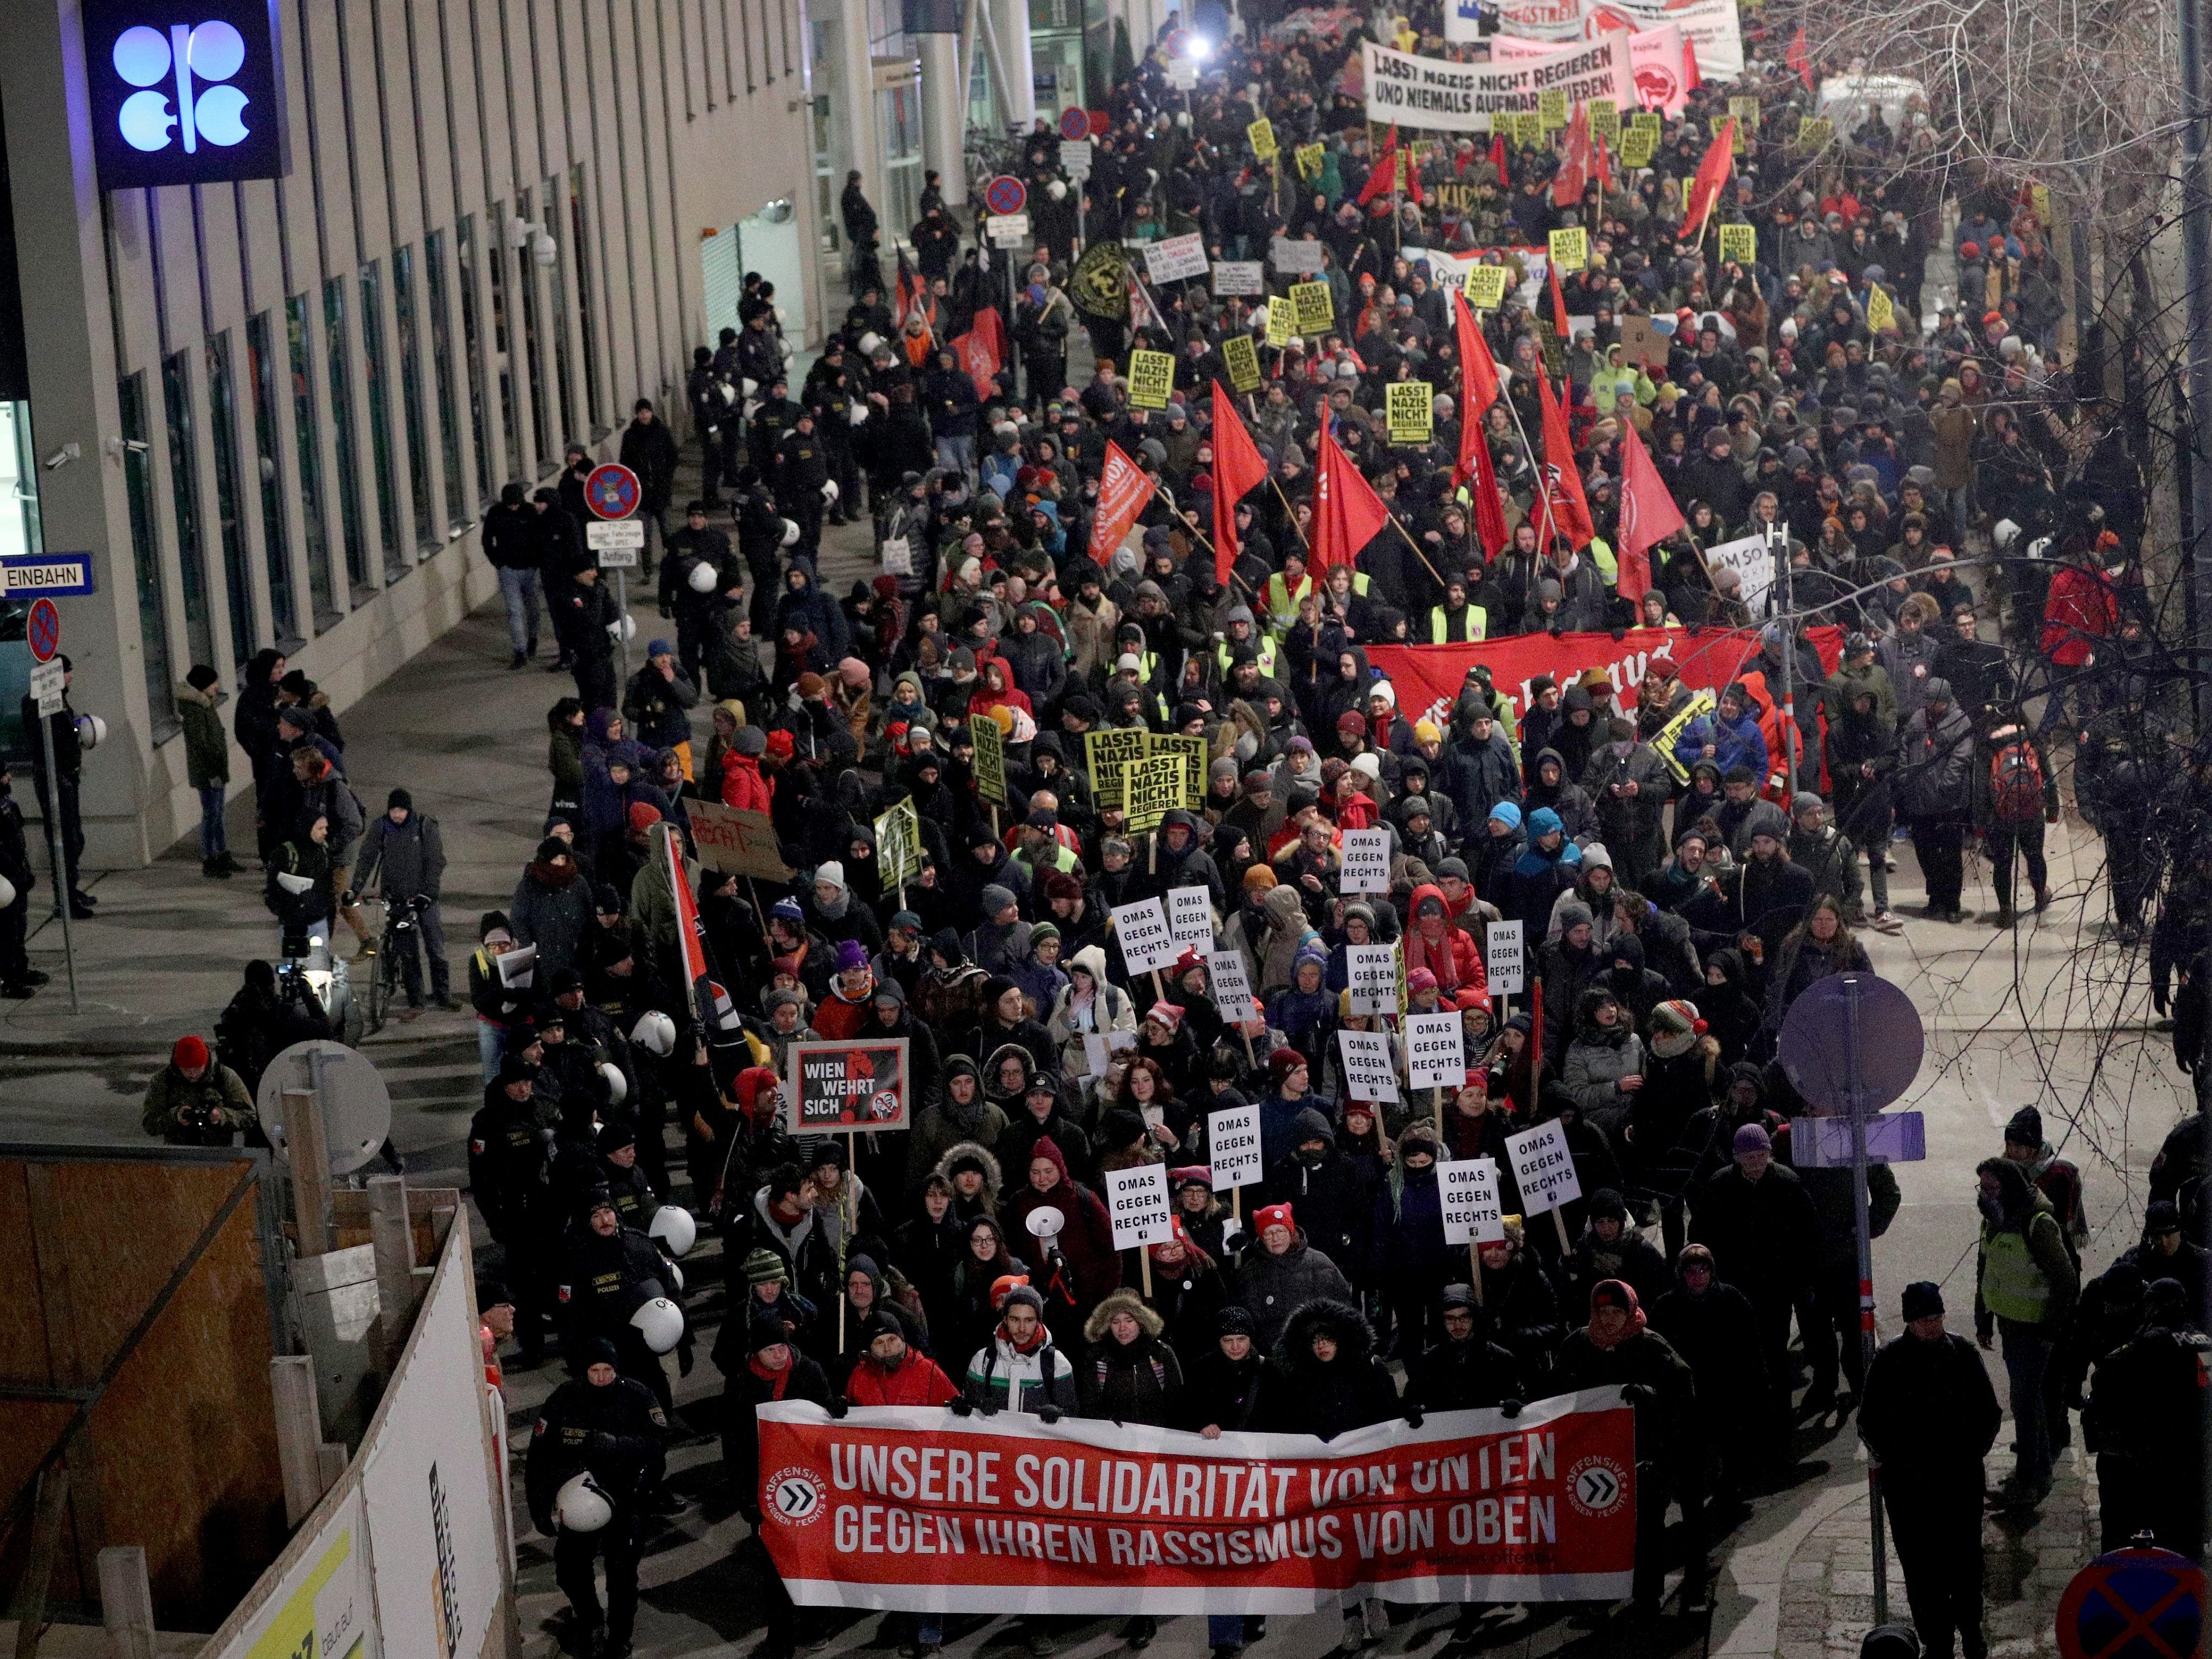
[1025,1206,1065,1243]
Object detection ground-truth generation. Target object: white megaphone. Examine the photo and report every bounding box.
[1024,1206,1065,1244]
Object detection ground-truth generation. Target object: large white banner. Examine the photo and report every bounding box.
[1490,0,1584,40]
[1364,38,1636,132]
[1586,0,1741,79]
[1488,22,1690,115]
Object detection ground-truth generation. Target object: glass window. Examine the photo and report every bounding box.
[517,190,554,470]
[359,262,406,582]
[245,312,299,645]
[204,332,257,664]
[455,215,494,508]
[323,277,372,596]
[119,374,179,740]
[879,81,924,236]
[286,296,338,626]
[570,167,603,434]
[0,402,39,563]
[393,246,437,553]
[424,232,468,532]
[545,180,576,454]
[485,200,522,488]
[160,350,218,672]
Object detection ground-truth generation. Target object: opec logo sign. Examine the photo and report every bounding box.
[84,0,288,190]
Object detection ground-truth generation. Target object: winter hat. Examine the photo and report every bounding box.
[770,896,806,925]
[1292,1107,1333,1145]
[744,1247,791,1286]
[387,787,413,812]
[1588,1188,1629,1222]
[1557,900,1595,935]
[1489,801,1523,831]
[834,939,871,973]
[1217,1304,1257,1337]
[1791,792,1826,822]
[2149,1198,2184,1233]
[1145,1000,1185,1031]
[1732,1122,1772,1156]
[646,638,676,659]
[980,884,1019,916]
[597,1122,637,1155]
[1336,710,1367,735]
[480,909,512,942]
[626,801,663,834]
[173,1035,211,1071]
[2004,1106,2043,1149]
[1648,1000,1705,1059]
[1000,1284,1047,1317]
[1743,803,1790,846]
[797,671,828,698]
[1440,1283,1478,1314]
[858,1308,903,1346]
[1252,1203,1295,1235]
[1406,967,1438,994]
[814,860,847,894]
[1900,1281,1944,1320]
[1244,864,1278,891]
[1269,1047,1307,1088]
[1527,807,1563,838]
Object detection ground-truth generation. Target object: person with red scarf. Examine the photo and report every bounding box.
[721,1309,830,1507]
[1552,1279,1700,1613]
[842,1309,959,1407]
[1402,882,1487,997]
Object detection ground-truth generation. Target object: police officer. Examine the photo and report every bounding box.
[775,408,830,556]
[660,502,742,686]
[469,1055,556,1364]
[2078,677,2167,940]
[748,374,800,477]
[525,1336,667,1659]
[556,1193,687,1410]
[732,469,788,640]
[802,338,863,523]
[596,1124,660,1229]
[1859,1283,2001,1659]
[21,655,92,920]
[552,565,622,713]
[685,348,730,507]
[2086,1277,2211,1555]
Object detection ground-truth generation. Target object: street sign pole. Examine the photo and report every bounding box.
[41,717,76,1014]
[1844,975,1884,1623]
[25,603,77,1013]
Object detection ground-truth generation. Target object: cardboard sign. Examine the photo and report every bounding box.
[873,798,923,891]
[1264,299,1295,347]
[1212,261,1266,299]
[1465,265,1511,311]
[1247,116,1279,159]
[786,1037,911,1131]
[1105,1162,1174,1249]
[1290,280,1335,336]
[1339,828,1392,893]
[1145,233,1211,284]
[1548,226,1588,272]
[1386,381,1434,446]
[1440,1156,1506,1245]
[1587,97,1618,141]
[1346,943,1399,1015]
[1128,349,1177,410]
[970,709,1008,802]
[1270,235,1327,274]
[1294,141,1326,179]
[1705,530,1777,616]
[1718,223,1756,266]
[1485,918,1526,995]
[1618,313,1668,370]
[1125,753,1188,833]
[1111,896,1183,975]
[1082,727,1150,813]
[1222,334,1262,393]
[1508,1119,1582,1214]
[1617,126,1654,168]
[1207,1101,1266,1190]
[1204,945,1260,1024]
[1796,114,1833,151]
[1167,885,1216,949]
[687,799,795,880]
[1404,1010,1467,1089]
[1148,731,1208,807]
[1337,1029,1401,1103]
[1728,95,1760,131]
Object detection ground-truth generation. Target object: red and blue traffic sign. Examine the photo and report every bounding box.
[584,462,642,521]
[1058,107,1090,140]
[26,598,60,664]
[983,174,1028,217]
[2058,1546,2206,1659]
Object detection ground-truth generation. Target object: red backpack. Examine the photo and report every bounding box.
[1989,738,2044,824]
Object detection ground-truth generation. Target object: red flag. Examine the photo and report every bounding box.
[1403,140,1424,207]
[894,248,926,334]
[1685,119,1735,239]
[667,828,743,1040]
[1488,132,1507,184]
[1210,381,1270,586]
[1549,260,1573,339]
[1450,291,1510,559]
[1533,366,1595,550]
[1357,127,1401,207]
[1682,33,1701,90]
[1552,103,1591,208]
[1310,420,1391,574]
[950,307,1006,397]
[1786,24,1813,90]
[1087,441,1159,563]
[1595,131,1612,192]
[1614,420,1685,602]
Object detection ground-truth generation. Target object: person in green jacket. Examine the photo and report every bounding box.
[179,665,241,880]
[141,1033,258,1145]
[1975,1155,2080,1509]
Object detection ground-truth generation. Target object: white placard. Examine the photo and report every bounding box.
[1270,237,1328,275]
[1105,1162,1174,1249]
[496,942,537,989]
[1167,885,1215,948]
[1212,260,1266,296]
[1204,945,1262,1026]
[1168,59,1198,89]
[1346,942,1399,1015]
[880,535,912,575]
[1705,531,1777,617]
[29,659,62,717]
[1082,1033,1112,1078]
[1405,1011,1467,1090]
[1111,897,1183,976]
[1337,1029,1401,1103]
[1340,828,1391,893]
[986,213,1031,245]
[1440,1157,1506,1245]
[1145,232,1211,284]
[586,518,646,550]
[1207,1101,1265,1190]
[1485,919,1525,995]
[1508,1119,1583,1214]
[1060,139,1093,179]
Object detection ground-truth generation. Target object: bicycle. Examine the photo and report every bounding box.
[364,895,424,1035]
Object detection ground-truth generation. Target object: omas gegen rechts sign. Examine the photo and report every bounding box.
[84,0,290,190]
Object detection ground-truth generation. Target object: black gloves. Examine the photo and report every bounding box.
[948,1395,975,1417]
[1500,1397,1524,1419]
[1403,1405,1425,1429]
[1037,1404,1064,1424]
[1619,1383,1656,1405]
[827,1396,850,1419]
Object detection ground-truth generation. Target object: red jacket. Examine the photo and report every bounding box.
[1402,883,1487,996]
[721,750,774,812]
[846,1351,960,1407]
[2041,563,2118,668]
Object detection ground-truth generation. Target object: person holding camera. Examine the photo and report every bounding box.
[140,1034,257,1147]
[355,787,455,1016]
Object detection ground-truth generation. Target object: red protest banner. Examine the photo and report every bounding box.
[1088,441,1159,562]
[1368,625,1843,729]
[756,1392,1636,1612]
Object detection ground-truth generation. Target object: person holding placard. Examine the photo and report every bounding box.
[1367,1123,1456,1356]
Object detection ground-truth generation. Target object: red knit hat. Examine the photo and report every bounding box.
[173,1035,210,1071]
[1252,1203,1295,1235]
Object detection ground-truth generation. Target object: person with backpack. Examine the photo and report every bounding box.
[1974,706,2059,927]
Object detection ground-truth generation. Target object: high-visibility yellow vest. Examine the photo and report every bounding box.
[1217,635,1279,677]
[1265,571,1313,631]
[1429,604,1488,643]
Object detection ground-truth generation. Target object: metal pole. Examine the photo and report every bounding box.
[1774,523,1801,789]
[40,715,77,1014]
[2183,0,2212,735]
[1844,975,1886,1623]
[615,568,632,690]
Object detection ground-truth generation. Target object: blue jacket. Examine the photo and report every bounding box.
[1673,707,1769,781]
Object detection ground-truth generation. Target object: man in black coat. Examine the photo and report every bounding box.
[618,400,680,573]
[1406,1283,1525,1412]
[1859,1283,2001,1659]
[1650,1244,1765,1513]
[2086,1277,2211,1556]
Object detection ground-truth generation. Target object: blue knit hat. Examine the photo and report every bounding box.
[1488,800,1523,830]
[1528,806,1563,837]
[646,638,675,658]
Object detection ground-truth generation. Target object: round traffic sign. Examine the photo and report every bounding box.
[1165,26,1193,56]
[1059,106,1090,140]
[2057,1546,2206,1659]
[984,174,1028,217]
[1776,972,1923,1116]
[584,462,642,520]
[25,598,59,664]
[256,1041,395,1175]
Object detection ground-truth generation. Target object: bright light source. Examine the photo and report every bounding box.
[1188,35,1212,57]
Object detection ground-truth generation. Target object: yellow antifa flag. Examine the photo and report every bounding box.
[1070,239,1129,320]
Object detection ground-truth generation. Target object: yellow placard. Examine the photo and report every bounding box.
[1797,116,1833,151]
[1729,95,1760,131]
[1548,226,1588,271]
[1867,282,1896,333]
[1465,265,1510,311]
[1619,127,1654,168]
[1223,333,1262,393]
[1248,117,1279,160]
[2030,183,2052,224]
[1295,141,1326,180]
[1147,732,1208,807]
[970,706,1007,801]
[1588,98,1619,143]
[1718,223,1757,266]
[1265,296,1294,347]
[1084,727,1150,811]
[874,798,923,889]
[1537,87,1568,128]
[1386,381,1434,446]
[1124,753,1188,833]
[1631,109,1661,135]
[1291,280,1334,336]
[1128,348,1176,410]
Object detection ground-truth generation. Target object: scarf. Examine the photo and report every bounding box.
[748,1355,794,1397]
[999,1318,1048,1354]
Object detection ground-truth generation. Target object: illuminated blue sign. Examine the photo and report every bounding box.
[84,0,288,190]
